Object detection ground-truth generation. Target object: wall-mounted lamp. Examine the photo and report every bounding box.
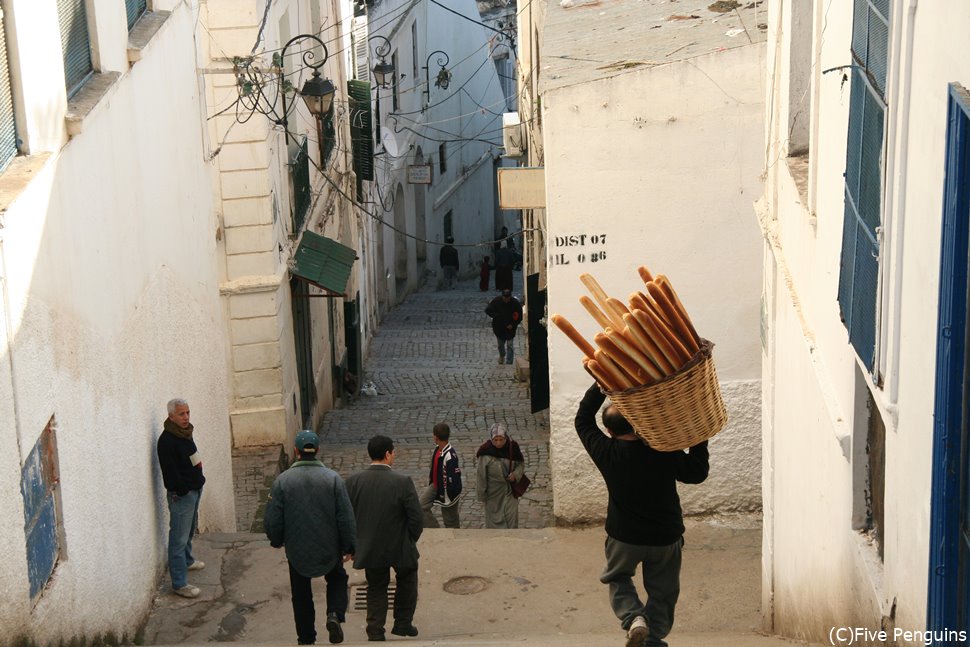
[278,34,336,166]
[423,50,451,103]
[368,35,395,89]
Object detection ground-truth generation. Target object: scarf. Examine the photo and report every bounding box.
[476,438,524,462]
[164,418,194,441]
[431,446,442,489]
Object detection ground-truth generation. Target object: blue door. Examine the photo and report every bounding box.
[928,83,970,641]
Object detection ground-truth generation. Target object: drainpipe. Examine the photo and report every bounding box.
[882,0,918,426]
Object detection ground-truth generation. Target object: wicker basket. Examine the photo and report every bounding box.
[604,339,727,451]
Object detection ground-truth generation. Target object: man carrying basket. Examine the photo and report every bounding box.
[574,382,710,647]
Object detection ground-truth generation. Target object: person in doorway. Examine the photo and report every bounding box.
[156,398,206,599]
[494,239,516,292]
[345,435,424,641]
[485,288,523,365]
[475,422,526,529]
[439,237,459,289]
[264,431,357,645]
[419,423,463,528]
[574,382,710,647]
[493,225,509,257]
[479,256,492,292]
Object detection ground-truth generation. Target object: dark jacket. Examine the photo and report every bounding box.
[485,295,523,340]
[345,465,423,569]
[439,244,459,269]
[156,426,205,495]
[574,383,709,546]
[427,443,462,506]
[264,460,357,578]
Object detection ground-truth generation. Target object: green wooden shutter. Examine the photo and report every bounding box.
[347,80,374,181]
[125,0,147,30]
[57,0,92,98]
[0,9,18,172]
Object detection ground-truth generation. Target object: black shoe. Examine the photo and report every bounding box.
[326,613,343,644]
[391,623,419,637]
[366,634,385,642]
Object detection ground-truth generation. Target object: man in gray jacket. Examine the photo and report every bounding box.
[265,430,357,645]
[346,435,424,641]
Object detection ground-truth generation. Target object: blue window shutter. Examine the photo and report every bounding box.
[57,0,92,98]
[839,0,889,372]
[125,0,147,30]
[21,435,59,599]
[0,9,18,172]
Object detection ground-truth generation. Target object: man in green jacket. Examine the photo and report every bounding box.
[265,431,357,645]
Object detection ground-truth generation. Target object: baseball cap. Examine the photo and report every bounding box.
[295,430,319,452]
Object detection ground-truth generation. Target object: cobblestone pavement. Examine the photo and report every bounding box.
[317,271,553,528]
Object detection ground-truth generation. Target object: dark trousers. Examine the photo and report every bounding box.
[288,561,349,645]
[600,536,683,647]
[364,566,418,638]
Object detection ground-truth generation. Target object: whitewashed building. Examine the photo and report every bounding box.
[0,1,234,641]
[517,1,766,521]
[761,0,970,643]
[360,0,507,306]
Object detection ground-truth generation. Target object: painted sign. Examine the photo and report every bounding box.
[407,164,432,184]
[497,167,545,209]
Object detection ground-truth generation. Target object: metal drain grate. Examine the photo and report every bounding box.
[350,584,396,611]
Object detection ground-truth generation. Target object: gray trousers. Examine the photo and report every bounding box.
[600,535,683,646]
[419,484,460,528]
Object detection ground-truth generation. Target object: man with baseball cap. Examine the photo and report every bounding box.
[265,430,357,645]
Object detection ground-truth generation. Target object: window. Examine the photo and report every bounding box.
[125,0,147,30]
[439,142,446,173]
[22,419,65,600]
[444,210,453,240]
[57,0,93,98]
[391,51,399,111]
[290,137,310,233]
[0,8,18,172]
[837,0,890,374]
[411,21,419,81]
[321,103,336,166]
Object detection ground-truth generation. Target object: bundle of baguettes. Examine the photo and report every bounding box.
[551,266,701,391]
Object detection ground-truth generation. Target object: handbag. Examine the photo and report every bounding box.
[507,442,531,499]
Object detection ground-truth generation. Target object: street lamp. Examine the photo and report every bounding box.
[423,50,451,103]
[369,35,395,89]
[278,34,336,164]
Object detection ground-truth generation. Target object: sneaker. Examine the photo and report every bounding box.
[326,612,343,644]
[390,623,419,637]
[173,585,200,598]
[187,560,205,571]
[625,616,649,647]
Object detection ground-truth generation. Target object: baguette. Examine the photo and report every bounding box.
[584,358,621,391]
[637,265,654,284]
[622,314,675,375]
[607,329,664,382]
[605,297,631,323]
[580,295,614,330]
[551,314,596,359]
[594,333,652,385]
[593,349,635,390]
[581,273,625,329]
[655,275,701,348]
[644,305,693,364]
[647,282,699,355]
[631,308,688,369]
[629,291,669,326]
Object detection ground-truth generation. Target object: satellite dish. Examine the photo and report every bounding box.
[381,127,401,157]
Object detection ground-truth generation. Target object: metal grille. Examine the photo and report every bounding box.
[57,0,92,98]
[125,0,147,30]
[351,584,396,611]
[0,9,18,172]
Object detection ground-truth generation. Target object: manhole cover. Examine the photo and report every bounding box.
[443,576,489,595]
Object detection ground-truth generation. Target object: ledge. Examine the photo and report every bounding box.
[0,153,52,217]
[127,11,172,63]
[65,72,122,137]
[219,272,286,296]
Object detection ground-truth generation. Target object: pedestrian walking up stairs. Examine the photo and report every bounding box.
[141,520,824,647]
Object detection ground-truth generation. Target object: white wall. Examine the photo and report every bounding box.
[545,46,766,522]
[0,3,234,641]
[761,1,970,642]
